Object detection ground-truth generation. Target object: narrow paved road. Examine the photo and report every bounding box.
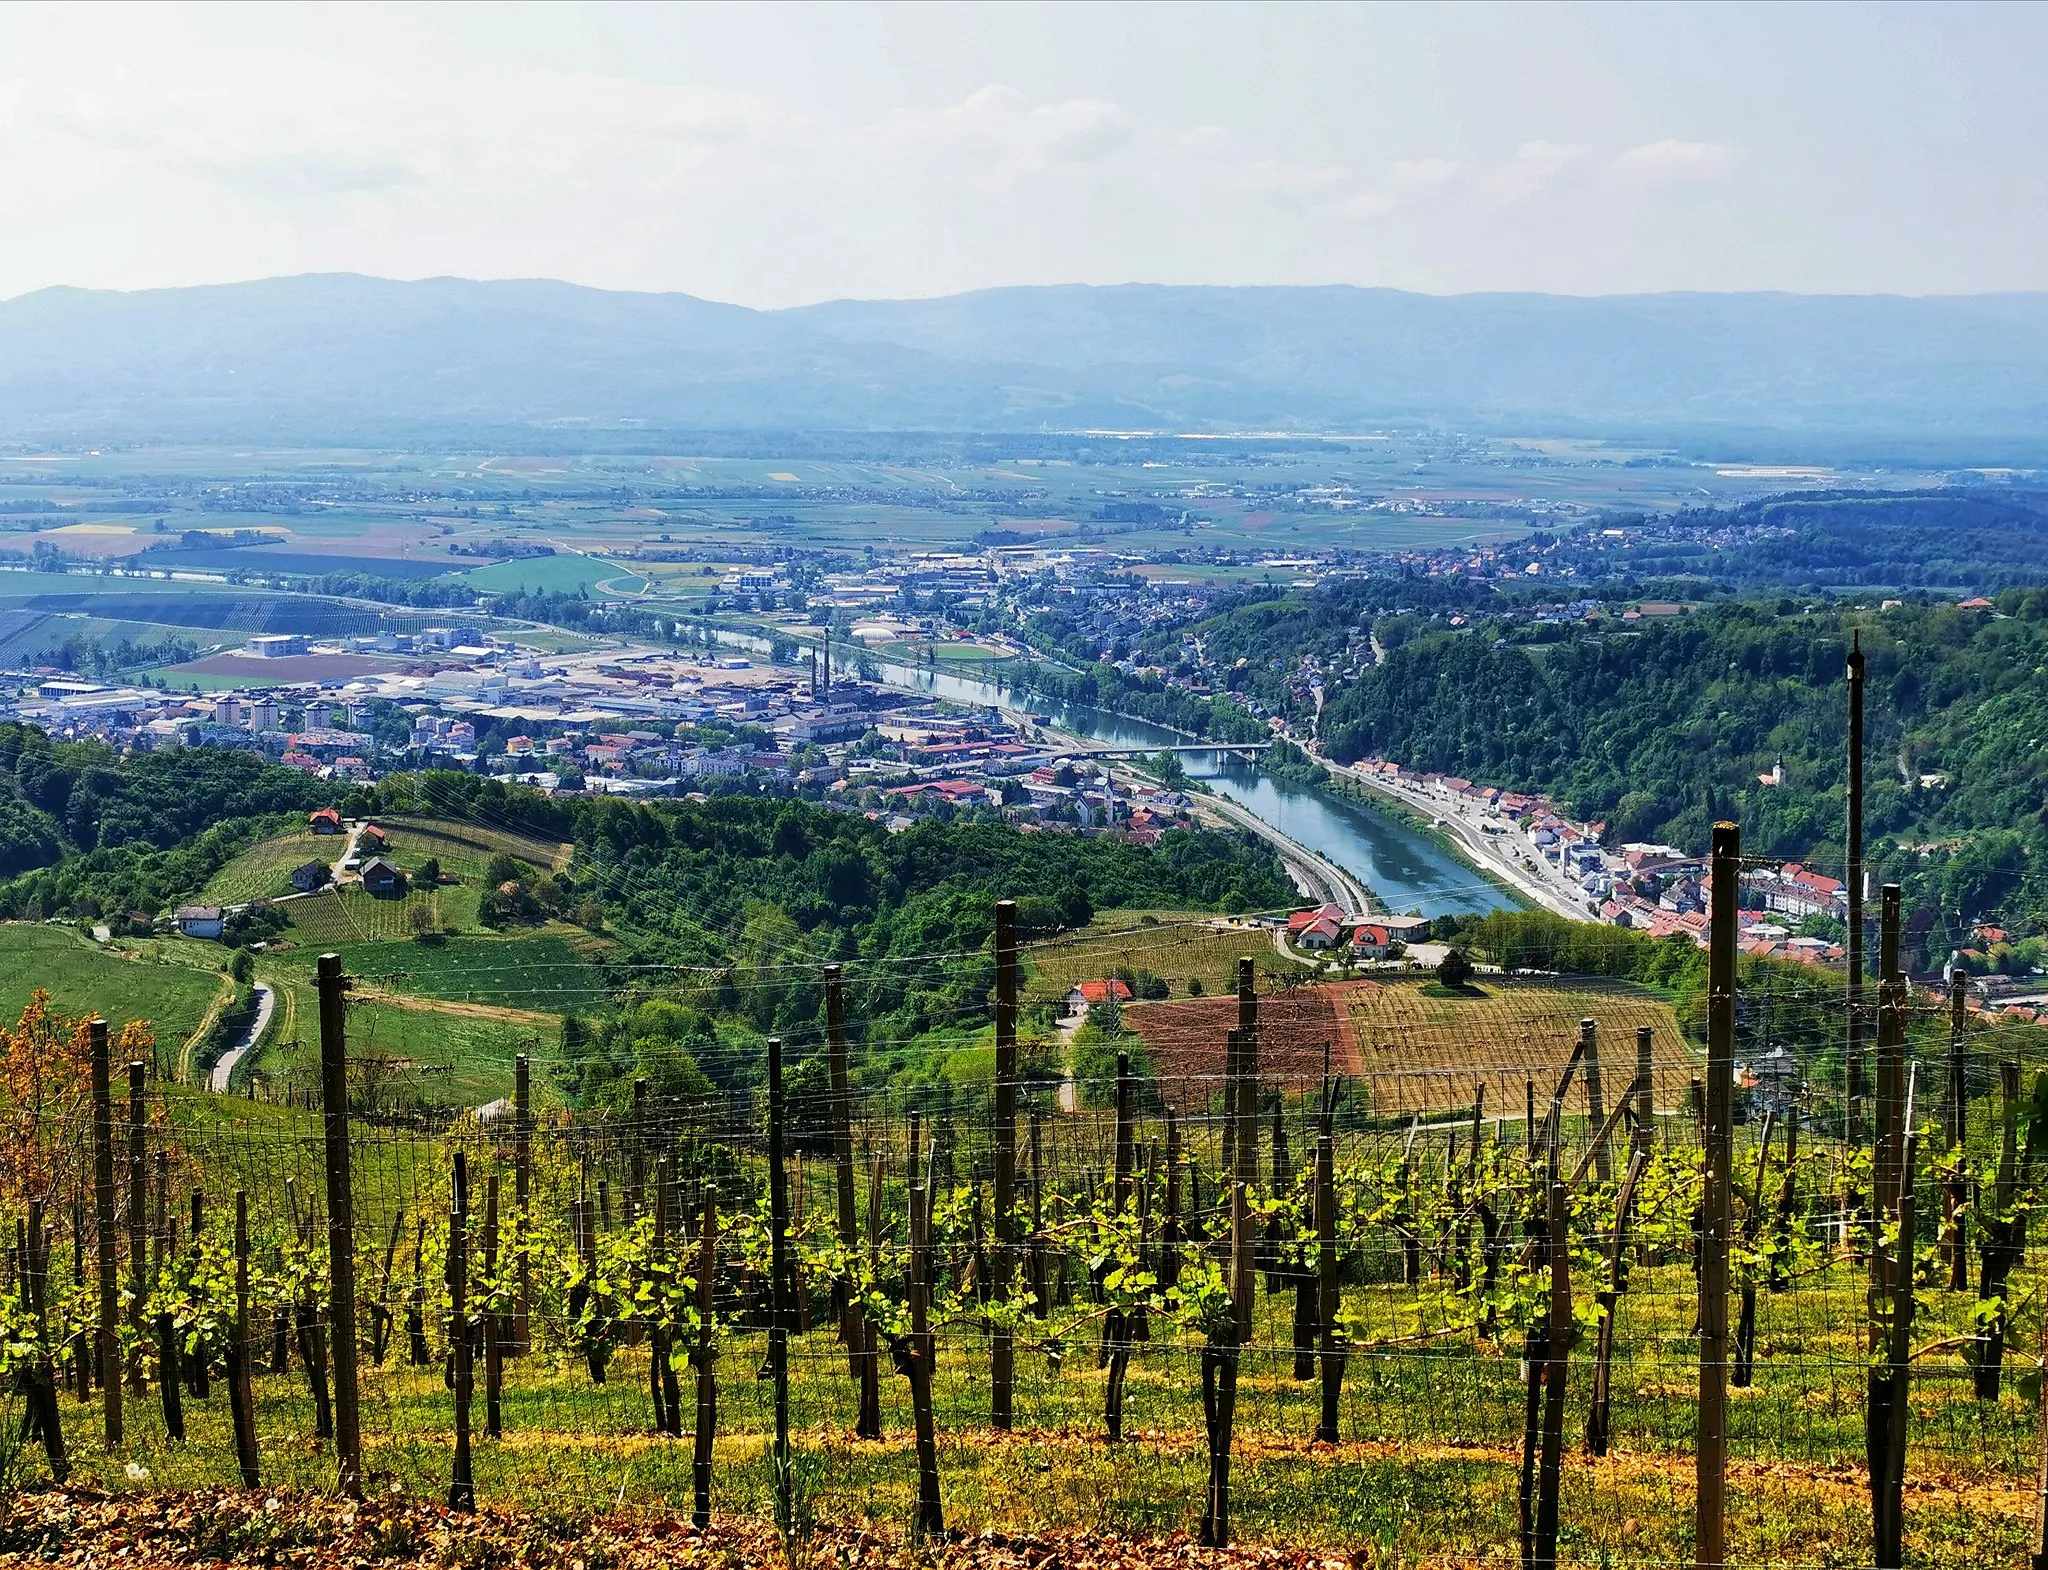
[209,982,273,1093]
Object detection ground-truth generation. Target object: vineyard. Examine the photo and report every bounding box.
[1,856,2046,1570]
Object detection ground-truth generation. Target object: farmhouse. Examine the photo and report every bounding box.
[360,857,407,898]
[309,807,343,834]
[357,824,390,855]
[175,905,225,939]
[290,858,332,893]
[1067,979,1132,1015]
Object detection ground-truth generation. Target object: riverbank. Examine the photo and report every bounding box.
[1313,755,1591,921]
[696,618,1505,920]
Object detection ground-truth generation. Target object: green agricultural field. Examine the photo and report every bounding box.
[335,929,616,1015]
[1022,915,1303,1005]
[249,975,549,1104]
[0,923,229,1049]
[201,828,335,904]
[454,553,622,595]
[378,815,573,876]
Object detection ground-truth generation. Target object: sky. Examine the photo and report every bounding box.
[2,1,2044,309]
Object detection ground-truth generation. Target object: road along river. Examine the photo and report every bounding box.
[706,631,1515,920]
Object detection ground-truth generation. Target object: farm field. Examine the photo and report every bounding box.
[1022,917,1307,1006]
[378,814,573,876]
[281,884,477,943]
[0,923,228,1049]
[1343,974,1696,1119]
[201,827,336,904]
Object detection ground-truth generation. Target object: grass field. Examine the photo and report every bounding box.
[201,827,333,904]
[0,923,229,1049]
[1023,916,1306,1006]
[454,553,622,595]
[379,814,572,875]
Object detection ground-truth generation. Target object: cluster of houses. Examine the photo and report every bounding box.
[1281,902,1434,958]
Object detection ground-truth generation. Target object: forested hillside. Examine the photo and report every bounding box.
[1317,597,2048,936]
[0,725,345,917]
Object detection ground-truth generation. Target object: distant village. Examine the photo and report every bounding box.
[4,625,1198,843]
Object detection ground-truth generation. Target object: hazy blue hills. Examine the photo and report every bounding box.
[5,273,2048,449]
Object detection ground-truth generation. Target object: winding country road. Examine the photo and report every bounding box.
[208,982,273,1093]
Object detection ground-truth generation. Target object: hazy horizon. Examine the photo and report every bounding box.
[3,2,2044,308]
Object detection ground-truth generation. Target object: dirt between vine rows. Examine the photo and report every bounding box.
[1126,982,1370,1090]
[0,1490,1377,1570]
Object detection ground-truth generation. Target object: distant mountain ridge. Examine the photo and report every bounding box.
[4,273,2048,448]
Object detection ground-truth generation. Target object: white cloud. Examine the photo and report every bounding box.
[1484,140,1591,201]
[1612,139,1738,184]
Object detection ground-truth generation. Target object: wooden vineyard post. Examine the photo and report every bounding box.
[482,1177,503,1440]
[767,1036,794,1531]
[2032,1287,2048,1570]
[1161,1108,1182,1292]
[1586,1147,1648,1456]
[862,1149,886,1434]
[88,1018,120,1448]
[1946,971,1971,1291]
[824,967,861,1373]
[1201,1180,1248,1548]
[1232,957,1259,1333]
[153,1151,183,1440]
[1846,631,1867,1150]
[125,1061,146,1396]
[1868,885,1907,1569]
[1103,1049,1136,1442]
[1314,1116,1344,1443]
[1533,1168,1573,1570]
[1977,1059,2023,1399]
[230,1190,259,1487]
[1634,1026,1655,1157]
[628,1078,649,1222]
[991,900,1018,1431]
[24,1199,66,1481]
[514,1052,531,1356]
[317,952,364,1497]
[659,1163,687,1433]
[1580,1018,1611,1184]
[905,1173,944,1540]
[691,1186,718,1530]
[1695,821,1739,1570]
[447,1152,475,1512]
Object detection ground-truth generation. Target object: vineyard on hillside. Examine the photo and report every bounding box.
[0,872,2043,1570]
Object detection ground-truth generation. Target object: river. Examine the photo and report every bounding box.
[705,631,1512,918]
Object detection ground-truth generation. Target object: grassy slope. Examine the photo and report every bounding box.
[0,924,227,1048]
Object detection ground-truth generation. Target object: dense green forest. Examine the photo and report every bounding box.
[1315,597,2048,943]
[0,725,346,916]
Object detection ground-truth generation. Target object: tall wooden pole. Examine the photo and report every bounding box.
[513,1051,531,1356]
[1634,1025,1656,1158]
[447,1152,474,1512]
[229,1190,259,1486]
[88,1018,119,1448]
[692,1186,719,1529]
[766,1036,793,1526]
[1846,632,1866,1146]
[1946,969,1971,1290]
[1580,1018,1611,1184]
[125,1061,146,1396]
[1695,821,1739,1570]
[824,966,858,1342]
[992,899,1018,1429]
[317,952,364,1497]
